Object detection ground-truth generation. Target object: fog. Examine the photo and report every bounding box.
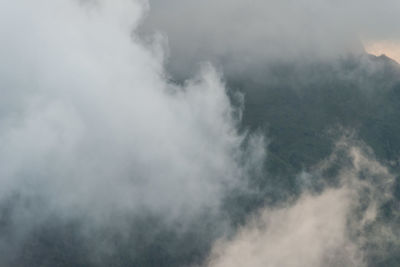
[1,0,400,266]
[0,0,264,263]
[143,0,400,77]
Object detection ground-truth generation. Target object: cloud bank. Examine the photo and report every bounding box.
[143,0,400,77]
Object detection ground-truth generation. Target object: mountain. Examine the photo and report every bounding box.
[2,53,400,267]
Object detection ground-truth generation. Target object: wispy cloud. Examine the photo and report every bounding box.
[204,139,398,267]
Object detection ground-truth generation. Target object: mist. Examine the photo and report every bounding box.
[143,0,400,78]
[206,139,399,267]
[1,0,400,266]
[0,0,264,264]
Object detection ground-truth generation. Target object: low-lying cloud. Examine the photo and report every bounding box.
[0,0,264,262]
[204,139,398,267]
[1,1,400,266]
[143,0,400,77]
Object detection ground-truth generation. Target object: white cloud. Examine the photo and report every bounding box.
[0,0,264,234]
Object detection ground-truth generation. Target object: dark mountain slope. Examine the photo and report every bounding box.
[3,53,400,267]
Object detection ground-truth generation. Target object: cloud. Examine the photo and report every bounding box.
[204,139,398,267]
[0,0,265,262]
[2,1,399,266]
[142,0,400,77]
[207,188,363,267]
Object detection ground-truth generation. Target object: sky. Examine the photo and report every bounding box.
[364,40,400,63]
